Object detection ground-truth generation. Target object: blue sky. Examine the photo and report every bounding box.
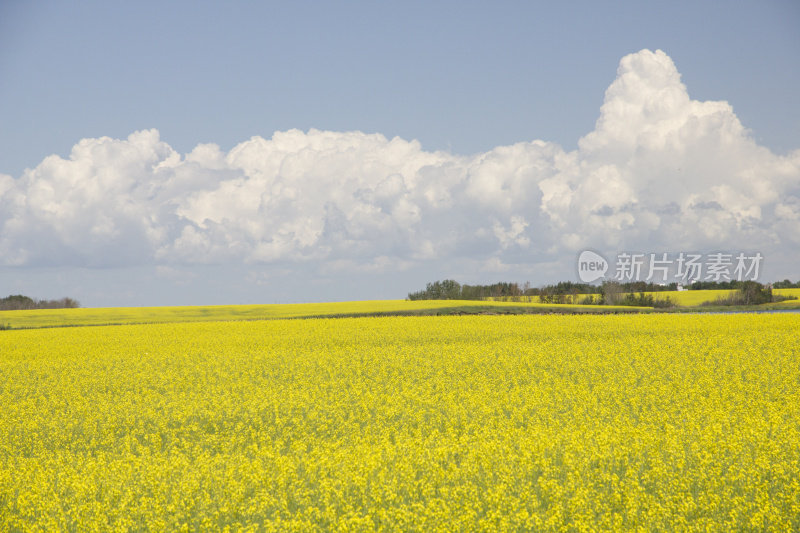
[1,1,799,306]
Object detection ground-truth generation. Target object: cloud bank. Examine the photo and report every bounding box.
[2,50,799,281]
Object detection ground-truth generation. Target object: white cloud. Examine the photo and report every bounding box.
[1,49,798,283]
[493,216,530,249]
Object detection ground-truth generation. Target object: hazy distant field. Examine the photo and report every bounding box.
[2,311,799,531]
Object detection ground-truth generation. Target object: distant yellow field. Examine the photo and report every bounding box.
[494,288,800,307]
[774,287,800,303]
[644,289,733,306]
[663,287,800,306]
[2,313,798,530]
[0,300,453,328]
[4,287,797,330]
[489,290,717,305]
[0,299,643,330]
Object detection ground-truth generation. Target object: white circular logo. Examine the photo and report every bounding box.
[577,250,608,283]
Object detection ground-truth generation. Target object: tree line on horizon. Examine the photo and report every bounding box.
[0,295,80,311]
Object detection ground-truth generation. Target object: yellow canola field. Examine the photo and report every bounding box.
[642,290,730,306]
[774,287,800,304]
[490,290,726,306]
[0,299,639,330]
[2,314,799,531]
[496,288,800,307]
[659,288,800,307]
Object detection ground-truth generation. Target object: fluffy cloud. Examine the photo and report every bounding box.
[1,49,798,280]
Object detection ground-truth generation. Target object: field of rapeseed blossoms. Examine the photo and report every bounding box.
[1,313,799,531]
[0,299,641,330]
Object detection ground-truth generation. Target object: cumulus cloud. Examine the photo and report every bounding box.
[1,49,798,280]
